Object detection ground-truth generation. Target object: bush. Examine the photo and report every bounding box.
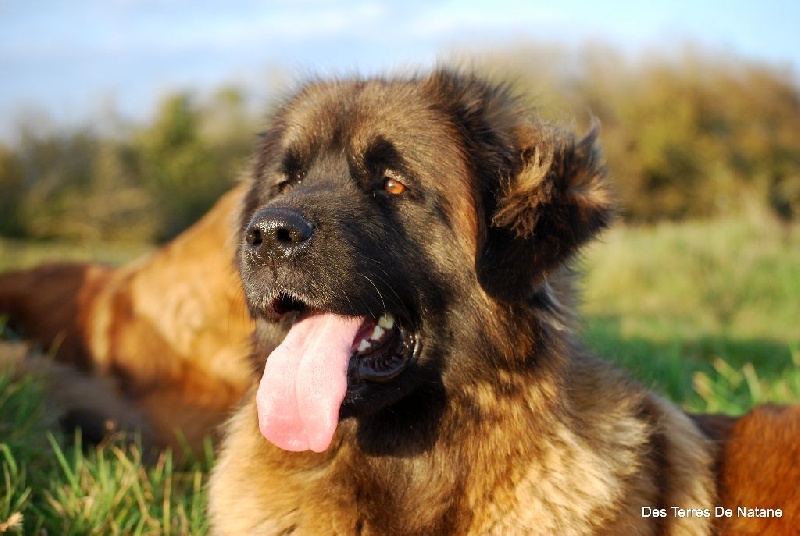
[1,45,799,243]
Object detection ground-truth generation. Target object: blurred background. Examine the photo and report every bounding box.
[1,0,798,242]
[1,4,799,530]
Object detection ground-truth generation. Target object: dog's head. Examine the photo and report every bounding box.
[238,69,613,452]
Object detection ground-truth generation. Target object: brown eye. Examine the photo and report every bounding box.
[383,176,407,195]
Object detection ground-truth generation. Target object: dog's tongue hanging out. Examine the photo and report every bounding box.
[256,313,361,452]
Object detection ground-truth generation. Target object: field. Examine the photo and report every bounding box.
[1,219,799,534]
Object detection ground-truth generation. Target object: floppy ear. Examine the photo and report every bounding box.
[477,125,614,302]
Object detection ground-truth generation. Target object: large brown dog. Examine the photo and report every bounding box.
[208,70,798,534]
[2,70,797,533]
[0,186,256,453]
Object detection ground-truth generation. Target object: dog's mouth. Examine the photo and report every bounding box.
[256,291,419,453]
[269,292,418,383]
[348,312,417,384]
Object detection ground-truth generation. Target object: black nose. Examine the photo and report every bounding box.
[244,207,315,259]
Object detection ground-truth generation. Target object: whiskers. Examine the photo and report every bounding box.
[351,258,412,321]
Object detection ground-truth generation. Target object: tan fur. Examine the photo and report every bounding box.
[211,359,718,535]
[2,70,797,533]
[0,341,156,448]
[207,72,724,535]
[712,405,800,535]
[0,185,254,453]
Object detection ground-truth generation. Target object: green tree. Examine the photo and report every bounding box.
[0,144,24,236]
[135,90,252,240]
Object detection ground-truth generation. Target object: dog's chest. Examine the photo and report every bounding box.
[256,449,471,535]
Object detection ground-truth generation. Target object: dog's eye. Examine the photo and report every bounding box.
[276,173,303,194]
[383,176,407,195]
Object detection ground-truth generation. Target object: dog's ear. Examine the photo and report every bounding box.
[478,124,614,302]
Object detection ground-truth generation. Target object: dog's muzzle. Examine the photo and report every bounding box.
[244,206,316,261]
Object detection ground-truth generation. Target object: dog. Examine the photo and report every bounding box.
[207,69,797,534]
[0,186,257,454]
[2,69,796,533]
[693,407,800,535]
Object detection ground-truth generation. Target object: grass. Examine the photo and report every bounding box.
[0,357,211,534]
[1,218,799,532]
[580,218,800,414]
[0,238,151,272]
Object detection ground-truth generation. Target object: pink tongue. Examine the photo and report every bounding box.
[256,313,362,452]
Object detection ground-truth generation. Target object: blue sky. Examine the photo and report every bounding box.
[1,0,798,139]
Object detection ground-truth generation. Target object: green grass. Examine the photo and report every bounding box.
[580,218,800,413]
[1,218,799,532]
[0,360,211,534]
[0,238,150,272]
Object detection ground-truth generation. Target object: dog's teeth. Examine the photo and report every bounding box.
[378,313,394,329]
[370,325,385,341]
[357,339,371,353]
